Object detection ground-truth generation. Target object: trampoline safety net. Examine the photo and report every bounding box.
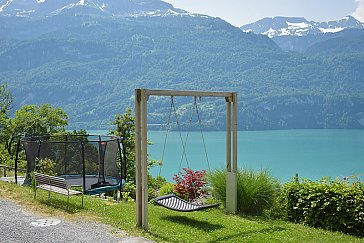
[21,135,125,193]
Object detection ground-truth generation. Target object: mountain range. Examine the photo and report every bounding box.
[240,16,364,38]
[1,0,364,130]
[240,16,364,52]
[0,0,204,18]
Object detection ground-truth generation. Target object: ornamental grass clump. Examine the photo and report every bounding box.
[208,168,280,216]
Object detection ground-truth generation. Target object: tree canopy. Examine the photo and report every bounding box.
[2,104,68,157]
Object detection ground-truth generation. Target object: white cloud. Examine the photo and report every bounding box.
[353,0,364,22]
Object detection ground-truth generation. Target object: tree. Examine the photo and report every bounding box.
[3,104,68,157]
[0,84,13,165]
[0,83,13,139]
[110,108,136,182]
[110,108,164,197]
[0,83,12,114]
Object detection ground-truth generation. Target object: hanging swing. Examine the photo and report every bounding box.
[154,193,219,212]
[153,96,219,212]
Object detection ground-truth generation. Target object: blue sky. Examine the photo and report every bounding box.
[164,0,364,26]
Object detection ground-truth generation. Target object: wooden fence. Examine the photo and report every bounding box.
[0,164,26,177]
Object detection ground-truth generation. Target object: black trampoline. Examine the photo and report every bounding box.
[18,134,127,195]
[58,175,121,195]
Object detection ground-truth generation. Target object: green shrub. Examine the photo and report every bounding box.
[123,176,167,200]
[0,145,27,169]
[205,196,220,206]
[208,168,280,216]
[123,182,136,199]
[121,191,134,202]
[148,175,166,198]
[0,146,11,166]
[283,176,364,236]
[263,187,287,219]
[158,182,174,196]
[36,158,55,175]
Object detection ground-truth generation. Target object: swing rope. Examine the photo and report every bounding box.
[172,97,191,171]
[154,96,219,212]
[160,96,211,176]
[158,97,174,178]
[194,96,211,172]
[159,96,192,177]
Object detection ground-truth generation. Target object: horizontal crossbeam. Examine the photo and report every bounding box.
[140,89,236,99]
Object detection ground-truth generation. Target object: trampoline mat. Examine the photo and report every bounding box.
[59,175,120,191]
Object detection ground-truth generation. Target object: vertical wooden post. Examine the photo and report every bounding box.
[141,89,149,230]
[226,95,237,214]
[232,93,238,174]
[135,89,142,227]
[226,100,231,173]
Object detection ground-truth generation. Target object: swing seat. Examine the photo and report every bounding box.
[153,194,219,212]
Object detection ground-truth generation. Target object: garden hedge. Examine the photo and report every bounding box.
[283,177,364,236]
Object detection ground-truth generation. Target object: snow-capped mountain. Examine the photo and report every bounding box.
[240,16,364,38]
[0,0,203,18]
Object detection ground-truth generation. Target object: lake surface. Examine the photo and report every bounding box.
[89,129,364,182]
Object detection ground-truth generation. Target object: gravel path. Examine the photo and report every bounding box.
[0,199,152,243]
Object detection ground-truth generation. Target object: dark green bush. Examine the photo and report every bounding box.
[283,177,364,236]
[208,168,280,216]
[263,187,288,219]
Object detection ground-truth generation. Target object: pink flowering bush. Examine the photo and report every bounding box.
[173,168,207,201]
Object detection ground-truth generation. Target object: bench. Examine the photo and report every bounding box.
[33,172,83,209]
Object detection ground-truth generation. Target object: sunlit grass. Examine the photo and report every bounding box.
[0,180,362,242]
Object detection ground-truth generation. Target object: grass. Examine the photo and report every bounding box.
[208,168,280,215]
[0,180,363,242]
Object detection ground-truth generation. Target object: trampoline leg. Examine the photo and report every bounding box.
[81,193,84,208]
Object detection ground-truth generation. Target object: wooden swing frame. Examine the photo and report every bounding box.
[135,89,238,230]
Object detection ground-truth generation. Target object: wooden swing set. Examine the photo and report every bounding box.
[135,89,238,230]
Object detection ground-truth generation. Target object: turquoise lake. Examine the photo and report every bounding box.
[89,129,364,182]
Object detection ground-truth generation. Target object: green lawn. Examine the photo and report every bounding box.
[0,181,362,242]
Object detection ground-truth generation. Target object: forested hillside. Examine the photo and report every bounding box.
[1,13,364,130]
[304,29,364,56]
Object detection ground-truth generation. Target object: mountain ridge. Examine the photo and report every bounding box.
[240,15,364,38]
[0,0,209,19]
[240,16,364,52]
